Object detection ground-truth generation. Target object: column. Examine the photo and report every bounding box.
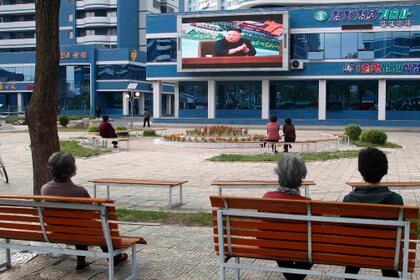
[166,94,172,115]
[378,79,386,121]
[261,80,269,119]
[138,93,145,115]
[174,82,179,118]
[153,81,162,118]
[122,92,129,116]
[17,93,22,113]
[208,80,216,119]
[318,79,327,120]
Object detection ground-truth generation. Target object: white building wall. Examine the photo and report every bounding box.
[378,79,386,121]
[208,80,216,119]
[153,81,162,118]
[318,80,327,120]
[261,80,269,119]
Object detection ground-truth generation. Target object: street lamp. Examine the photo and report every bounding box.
[125,91,140,130]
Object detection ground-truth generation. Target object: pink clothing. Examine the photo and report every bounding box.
[266,122,280,141]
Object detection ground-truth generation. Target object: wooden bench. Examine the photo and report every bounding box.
[211,179,316,197]
[0,195,146,280]
[260,138,340,153]
[347,181,420,190]
[210,196,418,280]
[88,134,130,150]
[88,178,188,208]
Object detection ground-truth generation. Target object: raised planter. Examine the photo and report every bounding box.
[154,138,261,149]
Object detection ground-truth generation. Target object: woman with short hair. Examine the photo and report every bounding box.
[263,154,312,280]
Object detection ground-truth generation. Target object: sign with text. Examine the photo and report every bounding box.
[343,63,420,74]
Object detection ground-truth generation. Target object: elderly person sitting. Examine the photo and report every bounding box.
[263,154,312,280]
[41,151,128,271]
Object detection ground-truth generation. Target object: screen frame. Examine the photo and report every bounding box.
[177,10,290,73]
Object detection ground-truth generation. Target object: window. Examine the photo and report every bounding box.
[68,31,73,39]
[386,80,420,120]
[324,33,341,59]
[341,33,358,58]
[307,34,324,59]
[86,29,95,36]
[68,13,73,22]
[67,0,72,3]
[179,82,208,118]
[147,38,177,62]
[107,28,117,36]
[153,0,160,9]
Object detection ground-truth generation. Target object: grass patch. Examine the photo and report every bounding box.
[60,140,111,157]
[352,140,402,148]
[116,209,212,227]
[57,127,89,132]
[143,129,158,137]
[208,150,359,163]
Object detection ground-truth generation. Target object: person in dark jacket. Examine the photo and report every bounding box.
[99,115,118,148]
[343,147,403,279]
[283,118,296,152]
[215,28,256,57]
[143,108,151,127]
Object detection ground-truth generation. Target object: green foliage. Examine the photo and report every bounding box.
[115,125,128,130]
[344,124,362,141]
[208,151,360,162]
[58,115,94,121]
[360,129,387,145]
[88,125,99,132]
[58,115,69,127]
[143,129,158,137]
[353,141,402,148]
[5,116,24,124]
[59,140,110,157]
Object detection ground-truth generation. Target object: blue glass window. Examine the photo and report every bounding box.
[386,80,420,120]
[292,34,308,59]
[0,66,34,82]
[216,81,261,119]
[358,33,375,51]
[374,32,393,58]
[410,32,420,58]
[324,33,341,59]
[97,64,145,80]
[341,33,358,58]
[59,65,91,115]
[327,80,378,120]
[147,38,177,62]
[270,81,318,119]
[392,32,410,58]
[179,81,208,118]
[308,34,324,59]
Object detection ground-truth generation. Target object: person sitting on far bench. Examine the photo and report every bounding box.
[41,151,128,271]
[283,117,296,153]
[263,154,312,280]
[343,147,403,279]
[99,115,118,148]
[261,115,281,153]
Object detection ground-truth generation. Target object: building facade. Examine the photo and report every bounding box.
[146,1,420,125]
[0,0,177,116]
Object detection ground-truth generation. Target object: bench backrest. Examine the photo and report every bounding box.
[0,195,124,249]
[210,196,419,273]
[347,181,420,188]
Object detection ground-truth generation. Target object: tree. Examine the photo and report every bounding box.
[27,0,61,195]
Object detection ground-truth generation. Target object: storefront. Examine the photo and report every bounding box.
[146,3,420,125]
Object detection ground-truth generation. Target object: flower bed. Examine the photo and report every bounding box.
[163,126,265,143]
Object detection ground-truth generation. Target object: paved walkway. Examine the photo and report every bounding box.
[0,127,419,279]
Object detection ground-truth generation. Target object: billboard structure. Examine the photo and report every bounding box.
[177,11,290,72]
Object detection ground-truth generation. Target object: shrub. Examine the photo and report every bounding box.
[59,115,69,127]
[143,129,158,137]
[5,116,23,124]
[344,124,362,141]
[88,125,99,132]
[115,125,127,131]
[360,129,387,145]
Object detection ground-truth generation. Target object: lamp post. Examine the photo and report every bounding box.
[125,91,140,130]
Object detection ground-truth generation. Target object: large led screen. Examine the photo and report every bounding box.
[177,11,289,72]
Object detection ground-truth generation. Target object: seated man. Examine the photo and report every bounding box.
[41,151,128,270]
[99,115,118,148]
[263,154,312,280]
[215,28,256,57]
[343,147,403,279]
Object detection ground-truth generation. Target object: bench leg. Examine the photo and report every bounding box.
[304,186,309,198]
[93,184,97,198]
[107,185,110,200]
[234,257,240,280]
[108,253,114,280]
[130,244,137,279]
[218,186,222,196]
[169,187,173,208]
[5,239,11,268]
[179,185,183,205]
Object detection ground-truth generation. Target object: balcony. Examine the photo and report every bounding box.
[0,3,35,15]
[76,0,117,9]
[0,21,35,32]
[76,35,117,44]
[76,16,117,28]
[0,38,36,48]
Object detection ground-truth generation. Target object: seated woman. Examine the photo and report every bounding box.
[41,151,128,270]
[263,154,312,280]
[261,115,281,153]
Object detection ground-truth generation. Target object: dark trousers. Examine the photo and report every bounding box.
[143,117,150,127]
[276,260,313,280]
[345,266,399,279]
[75,245,121,262]
[284,144,292,152]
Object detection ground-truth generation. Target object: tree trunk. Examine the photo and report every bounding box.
[27,0,61,195]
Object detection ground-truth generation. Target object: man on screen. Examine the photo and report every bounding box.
[215,28,256,57]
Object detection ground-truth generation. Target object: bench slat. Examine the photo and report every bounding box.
[0,195,113,204]
[43,217,118,230]
[88,178,188,186]
[212,180,315,186]
[347,181,420,187]
[43,209,117,221]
